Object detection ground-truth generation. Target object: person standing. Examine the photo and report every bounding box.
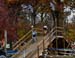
[43,25,48,35]
[0,39,6,56]
[32,29,37,43]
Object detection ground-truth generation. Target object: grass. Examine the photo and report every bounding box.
[64,55,75,58]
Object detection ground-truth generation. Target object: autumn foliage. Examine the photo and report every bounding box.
[0,0,18,42]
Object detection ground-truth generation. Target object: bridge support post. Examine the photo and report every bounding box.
[37,45,39,58]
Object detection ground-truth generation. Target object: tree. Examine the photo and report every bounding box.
[0,0,18,43]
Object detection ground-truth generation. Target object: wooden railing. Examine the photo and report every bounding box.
[13,34,32,50]
[26,32,50,58]
[13,30,32,50]
[11,31,50,58]
[11,28,43,58]
[12,34,32,58]
[13,28,43,50]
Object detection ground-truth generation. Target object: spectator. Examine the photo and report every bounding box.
[43,25,48,34]
[0,39,6,56]
[32,29,37,42]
